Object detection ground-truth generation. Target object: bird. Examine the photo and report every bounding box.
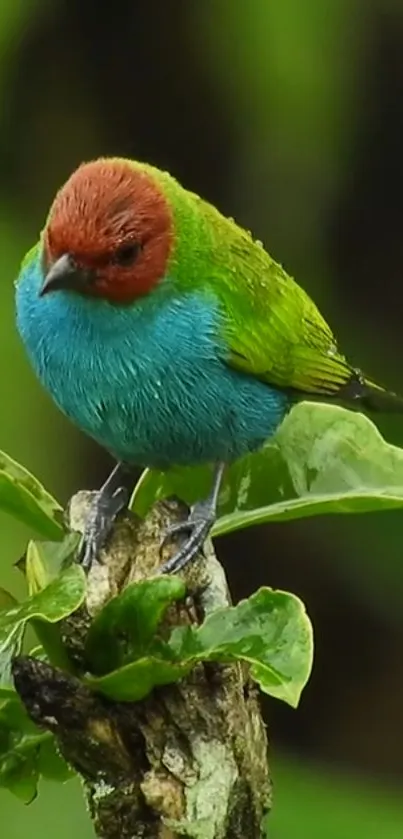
[15,157,403,574]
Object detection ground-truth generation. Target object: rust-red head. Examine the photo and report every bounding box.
[41,158,174,303]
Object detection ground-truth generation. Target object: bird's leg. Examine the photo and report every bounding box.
[159,462,225,575]
[77,462,135,572]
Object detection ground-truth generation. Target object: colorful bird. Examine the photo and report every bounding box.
[15,158,403,572]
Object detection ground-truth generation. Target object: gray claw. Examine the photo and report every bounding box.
[77,486,129,572]
[159,502,216,574]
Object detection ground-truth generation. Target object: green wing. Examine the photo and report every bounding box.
[207,215,354,396]
[153,165,352,396]
[149,167,384,401]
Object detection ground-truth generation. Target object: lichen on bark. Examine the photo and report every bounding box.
[13,492,271,838]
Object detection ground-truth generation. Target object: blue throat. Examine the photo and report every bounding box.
[15,253,291,467]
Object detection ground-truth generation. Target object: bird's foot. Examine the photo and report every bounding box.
[77,485,129,572]
[159,499,217,574]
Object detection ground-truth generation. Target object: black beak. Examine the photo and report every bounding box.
[40,253,95,296]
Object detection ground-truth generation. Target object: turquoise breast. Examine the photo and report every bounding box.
[15,254,291,467]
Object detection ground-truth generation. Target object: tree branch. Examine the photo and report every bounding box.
[13,492,271,839]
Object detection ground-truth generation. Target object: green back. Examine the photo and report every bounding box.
[140,160,352,396]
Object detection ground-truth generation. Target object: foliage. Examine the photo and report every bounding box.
[0,451,63,540]
[85,580,312,707]
[0,401,402,804]
[0,689,72,804]
[132,402,403,530]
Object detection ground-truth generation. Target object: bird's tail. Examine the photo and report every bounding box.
[338,369,403,413]
[292,345,403,412]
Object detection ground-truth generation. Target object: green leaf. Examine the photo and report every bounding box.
[0,622,24,690]
[87,586,312,708]
[0,589,24,690]
[32,532,81,580]
[0,693,47,802]
[25,540,49,596]
[0,448,64,539]
[0,691,69,802]
[131,462,214,519]
[0,589,19,610]
[27,645,47,661]
[0,686,19,702]
[0,563,86,628]
[37,737,72,782]
[86,656,188,702]
[0,747,39,803]
[0,564,86,686]
[16,533,81,587]
[85,576,186,675]
[30,618,75,675]
[131,402,403,536]
[169,588,313,707]
[15,541,80,672]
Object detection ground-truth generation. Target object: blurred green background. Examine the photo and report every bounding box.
[2,1,403,836]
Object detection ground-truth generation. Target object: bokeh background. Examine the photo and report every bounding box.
[1,1,403,836]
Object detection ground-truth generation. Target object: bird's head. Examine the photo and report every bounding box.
[41,158,173,303]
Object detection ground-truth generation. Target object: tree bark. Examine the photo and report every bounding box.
[13,492,272,839]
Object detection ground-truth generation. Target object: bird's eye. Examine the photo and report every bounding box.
[112,243,141,267]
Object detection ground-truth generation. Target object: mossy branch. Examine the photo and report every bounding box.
[13,492,271,839]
